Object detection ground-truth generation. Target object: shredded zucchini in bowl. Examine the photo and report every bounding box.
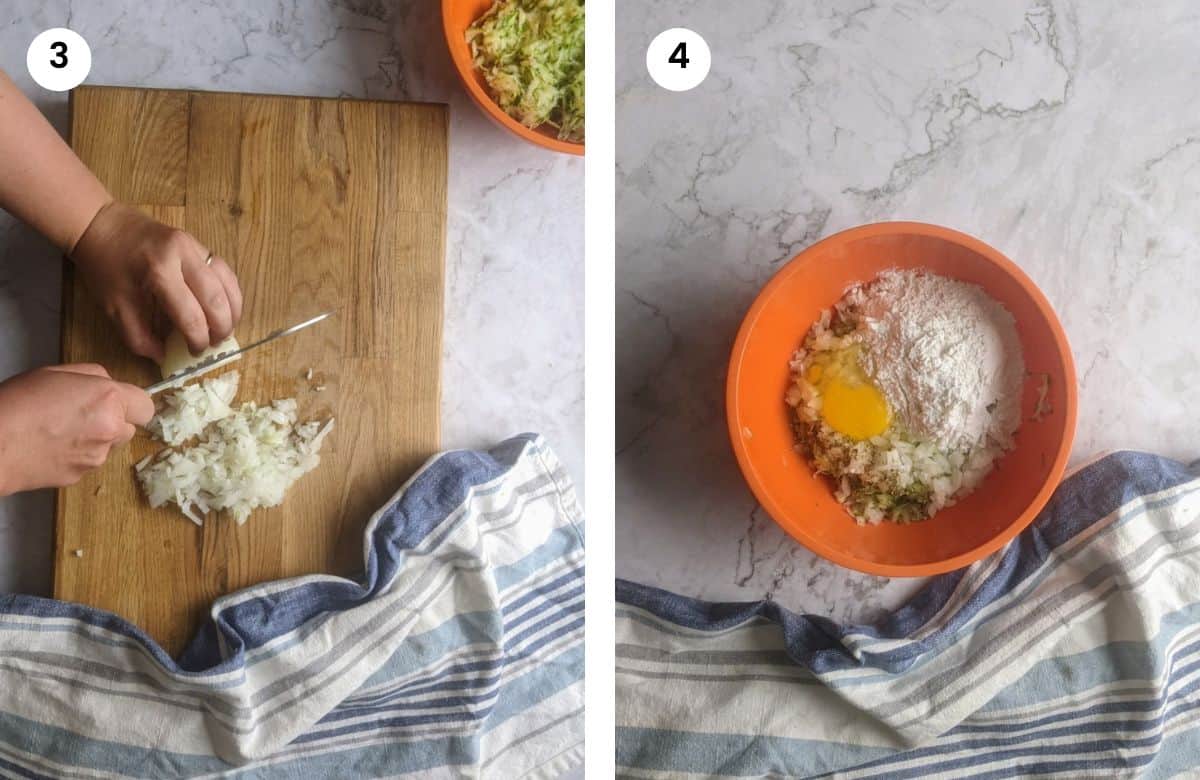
[466,0,585,142]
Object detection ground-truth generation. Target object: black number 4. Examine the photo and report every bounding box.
[50,41,68,69]
[669,41,689,68]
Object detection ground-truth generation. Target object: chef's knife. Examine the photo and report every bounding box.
[144,311,334,395]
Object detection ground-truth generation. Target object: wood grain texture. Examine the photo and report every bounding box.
[56,86,447,656]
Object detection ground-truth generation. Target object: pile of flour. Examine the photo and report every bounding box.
[852,270,1024,453]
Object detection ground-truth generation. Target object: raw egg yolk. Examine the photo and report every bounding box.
[821,379,891,440]
[807,350,891,440]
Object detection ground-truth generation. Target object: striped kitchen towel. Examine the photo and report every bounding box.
[0,433,583,778]
[616,451,1200,778]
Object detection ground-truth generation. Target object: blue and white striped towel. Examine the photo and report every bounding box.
[0,433,583,778]
[616,451,1200,778]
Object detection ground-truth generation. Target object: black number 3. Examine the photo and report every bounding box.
[50,41,68,69]
[669,41,689,68]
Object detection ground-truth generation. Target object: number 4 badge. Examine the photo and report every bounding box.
[647,28,711,92]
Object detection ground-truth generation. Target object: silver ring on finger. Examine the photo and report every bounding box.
[204,251,214,267]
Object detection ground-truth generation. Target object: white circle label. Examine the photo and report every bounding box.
[26,28,92,92]
[646,28,711,92]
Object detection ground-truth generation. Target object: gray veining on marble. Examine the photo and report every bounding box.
[617,0,1200,621]
[0,0,583,597]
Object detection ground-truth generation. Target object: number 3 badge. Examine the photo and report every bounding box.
[27,28,92,92]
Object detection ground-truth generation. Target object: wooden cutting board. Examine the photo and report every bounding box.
[54,86,446,656]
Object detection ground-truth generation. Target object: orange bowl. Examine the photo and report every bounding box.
[727,222,1077,577]
[442,0,584,155]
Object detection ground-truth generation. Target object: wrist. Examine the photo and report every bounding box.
[64,191,115,258]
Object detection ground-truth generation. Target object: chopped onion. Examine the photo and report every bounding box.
[137,397,334,526]
[146,371,240,446]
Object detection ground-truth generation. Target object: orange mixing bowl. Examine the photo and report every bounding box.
[727,222,1077,577]
[442,0,584,155]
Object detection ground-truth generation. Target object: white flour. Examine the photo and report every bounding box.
[852,270,1024,452]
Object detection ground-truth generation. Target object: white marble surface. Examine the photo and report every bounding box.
[0,0,583,597]
[617,0,1200,622]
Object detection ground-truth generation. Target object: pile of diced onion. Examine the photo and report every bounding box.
[136,370,334,526]
[145,371,240,446]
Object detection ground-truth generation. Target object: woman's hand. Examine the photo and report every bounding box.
[0,72,242,360]
[0,364,154,495]
[70,202,244,363]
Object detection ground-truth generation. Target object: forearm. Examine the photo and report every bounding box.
[0,68,111,253]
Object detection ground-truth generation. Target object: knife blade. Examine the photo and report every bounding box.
[145,311,335,395]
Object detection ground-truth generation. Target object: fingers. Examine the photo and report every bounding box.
[207,255,243,328]
[116,305,164,363]
[45,365,152,427]
[46,363,111,379]
[115,422,137,445]
[181,253,234,345]
[148,255,210,356]
[111,381,155,427]
[76,442,112,470]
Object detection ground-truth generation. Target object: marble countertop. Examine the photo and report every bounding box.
[0,0,583,597]
[617,0,1200,622]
